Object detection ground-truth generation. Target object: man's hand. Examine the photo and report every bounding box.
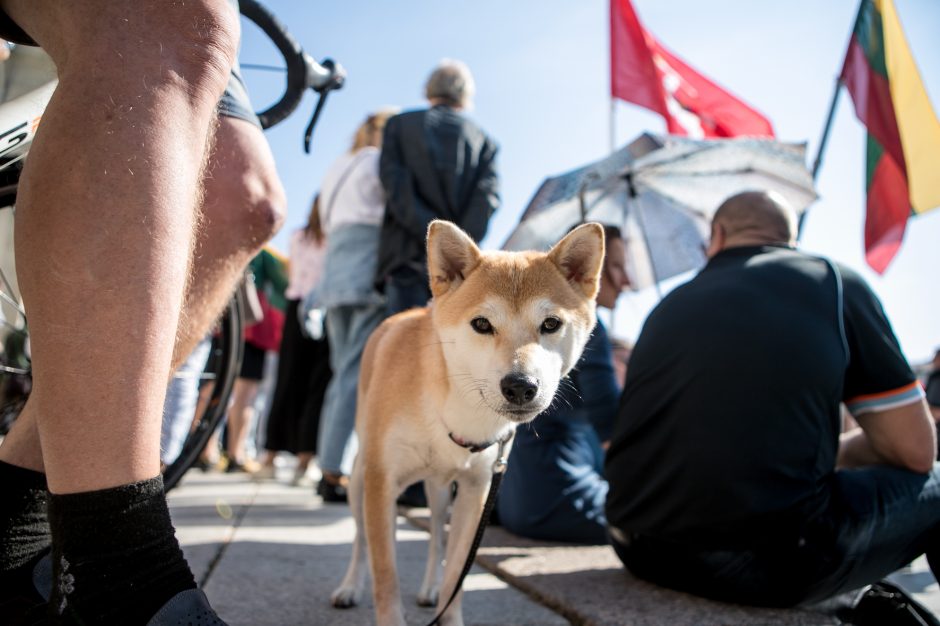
[838,398,935,473]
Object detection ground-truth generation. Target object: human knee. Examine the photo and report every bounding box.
[48,1,239,110]
[249,178,288,246]
[223,169,287,250]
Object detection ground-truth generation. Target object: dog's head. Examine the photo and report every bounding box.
[427,220,604,425]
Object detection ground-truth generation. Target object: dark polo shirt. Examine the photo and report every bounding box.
[605,245,918,545]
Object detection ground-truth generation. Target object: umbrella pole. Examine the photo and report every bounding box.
[610,100,617,153]
[625,173,663,300]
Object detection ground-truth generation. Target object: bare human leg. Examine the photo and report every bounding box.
[225,377,260,468]
[0,1,239,622]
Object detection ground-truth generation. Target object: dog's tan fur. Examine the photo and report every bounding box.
[331,220,604,626]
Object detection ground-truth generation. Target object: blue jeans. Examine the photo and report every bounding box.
[499,422,609,544]
[611,464,940,607]
[316,303,386,475]
[385,268,430,316]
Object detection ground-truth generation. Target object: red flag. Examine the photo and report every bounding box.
[610,0,774,138]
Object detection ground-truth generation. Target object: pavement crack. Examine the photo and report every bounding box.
[198,480,261,588]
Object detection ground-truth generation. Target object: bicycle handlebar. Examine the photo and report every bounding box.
[239,0,345,140]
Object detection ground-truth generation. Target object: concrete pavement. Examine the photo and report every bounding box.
[170,466,566,626]
[168,464,940,625]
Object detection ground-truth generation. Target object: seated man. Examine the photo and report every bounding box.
[497,225,630,544]
[605,190,936,608]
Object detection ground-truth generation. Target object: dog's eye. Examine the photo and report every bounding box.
[470,317,494,334]
[540,316,562,334]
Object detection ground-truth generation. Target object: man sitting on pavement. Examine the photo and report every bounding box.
[605,190,938,609]
[497,225,631,544]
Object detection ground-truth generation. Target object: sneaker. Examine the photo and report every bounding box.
[0,552,51,625]
[289,468,315,488]
[251,465,277,481]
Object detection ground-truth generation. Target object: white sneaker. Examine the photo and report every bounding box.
[290,468,315,488]
[252,465,277,481]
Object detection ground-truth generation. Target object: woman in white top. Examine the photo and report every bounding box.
[255,197,331,485]
[313,110,396,501]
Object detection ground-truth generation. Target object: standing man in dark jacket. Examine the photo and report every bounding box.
[376,58,500,313]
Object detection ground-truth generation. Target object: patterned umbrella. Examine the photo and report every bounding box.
[503,133,817,289]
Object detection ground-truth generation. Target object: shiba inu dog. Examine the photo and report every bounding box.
[331,219,605,626]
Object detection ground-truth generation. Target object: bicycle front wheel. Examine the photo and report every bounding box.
[162,292,244,491]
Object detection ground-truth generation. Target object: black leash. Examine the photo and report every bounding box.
[424,433,512,626]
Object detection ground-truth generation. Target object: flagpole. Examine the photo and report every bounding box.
[798,79,842,241]
[802,0,866,241]
[811,77,843,183]
[812,0,865,183]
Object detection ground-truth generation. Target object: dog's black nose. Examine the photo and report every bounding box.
[501,373,538,405]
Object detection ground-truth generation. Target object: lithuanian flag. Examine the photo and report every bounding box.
[840,0,940,273]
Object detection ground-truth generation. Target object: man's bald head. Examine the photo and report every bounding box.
[706,190,798,258]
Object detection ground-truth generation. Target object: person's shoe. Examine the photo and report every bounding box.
[316,476,348,503]
[289,468,315,488]
[251,465,276,481]
[846,580,940,626]
[225,459,259,474]
[0,552,51,625]
[146,589,227,626]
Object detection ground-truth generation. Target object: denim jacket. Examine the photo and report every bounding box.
[309,223,385,309]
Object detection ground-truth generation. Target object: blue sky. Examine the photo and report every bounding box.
[238,0,940,364]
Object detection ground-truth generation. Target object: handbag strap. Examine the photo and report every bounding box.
[322,149,372,230]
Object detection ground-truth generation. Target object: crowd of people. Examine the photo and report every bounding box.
[0,2,938,623]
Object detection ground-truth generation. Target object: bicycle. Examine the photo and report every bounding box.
[0,0,344,491]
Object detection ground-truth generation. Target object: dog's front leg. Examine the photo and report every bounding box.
[417,479,452,607]
[364,465,406,626]
[435,475,489,626]
[331,454,367,608]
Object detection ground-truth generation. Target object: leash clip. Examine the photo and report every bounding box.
[493,433,512,474]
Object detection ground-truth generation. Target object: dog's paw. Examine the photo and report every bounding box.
[416,584,439,607]
[330,585,361,609]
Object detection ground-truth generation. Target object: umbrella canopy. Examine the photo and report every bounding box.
[503,133,817,289]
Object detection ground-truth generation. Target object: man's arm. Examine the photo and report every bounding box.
[838,396,935,473]
[459,139,499,242]
[379,117,439,241]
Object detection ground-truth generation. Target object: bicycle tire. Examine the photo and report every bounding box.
[239,0,309,130]
[162,292,245,491]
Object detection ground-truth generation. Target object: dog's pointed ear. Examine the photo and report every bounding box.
[427,220,482,298]
[548,223,605,300]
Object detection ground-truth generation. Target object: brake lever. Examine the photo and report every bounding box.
[303,58,344,154]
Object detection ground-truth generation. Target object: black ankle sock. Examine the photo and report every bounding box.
[0,460,50,573]
[0,461,51,621]
[48,475,196,625]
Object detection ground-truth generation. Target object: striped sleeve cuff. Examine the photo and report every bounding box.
[845,381,925,416]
